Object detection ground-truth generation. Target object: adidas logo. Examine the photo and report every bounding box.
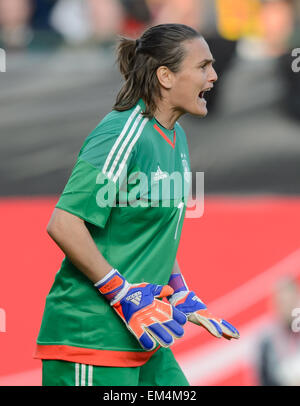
[126,291,142,306]
[192,295,203,304]
[153,165,168,182]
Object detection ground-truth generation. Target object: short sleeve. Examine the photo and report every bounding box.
[56,119,137,228]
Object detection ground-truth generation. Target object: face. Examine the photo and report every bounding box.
[168,37,218,117]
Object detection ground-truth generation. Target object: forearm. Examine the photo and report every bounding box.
[47,208,113,284]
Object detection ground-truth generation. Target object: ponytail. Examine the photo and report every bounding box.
[116,37,137,82]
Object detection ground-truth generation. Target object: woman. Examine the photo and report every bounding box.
[35,23,239,387]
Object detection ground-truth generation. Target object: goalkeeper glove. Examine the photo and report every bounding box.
[167,273,240,340]
[95,269,187,351]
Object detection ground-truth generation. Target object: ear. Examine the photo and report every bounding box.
[156,66,173,89]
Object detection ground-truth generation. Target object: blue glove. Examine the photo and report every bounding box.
[167,273,240,340]
[95,269,187,351]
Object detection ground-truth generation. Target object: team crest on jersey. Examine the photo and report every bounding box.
[126,291,142,306]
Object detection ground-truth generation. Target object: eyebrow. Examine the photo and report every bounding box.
[198,58,216,66]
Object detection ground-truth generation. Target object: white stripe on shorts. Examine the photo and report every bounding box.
[88,365,93,386]
[81,364,86,386]
[75,363,80,386]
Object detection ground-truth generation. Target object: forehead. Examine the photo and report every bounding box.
[181,37,213,66]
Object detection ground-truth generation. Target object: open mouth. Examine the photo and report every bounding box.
[198,88,212,100]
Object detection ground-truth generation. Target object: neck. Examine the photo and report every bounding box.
[153,97,183,130]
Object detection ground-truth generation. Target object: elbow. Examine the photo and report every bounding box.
[46,219,58,239]
[46,208,84,239]
[46,222,53,236]
[46,209,65,239]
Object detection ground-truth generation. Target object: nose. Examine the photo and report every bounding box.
[209,66,218,83]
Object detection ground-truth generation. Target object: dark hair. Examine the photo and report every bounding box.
[113,24,202,119]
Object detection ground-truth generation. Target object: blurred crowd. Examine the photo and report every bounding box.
[0,0,299,53]
[1,0,299,119]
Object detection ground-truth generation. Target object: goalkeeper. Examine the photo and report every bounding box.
[35,23,239,386]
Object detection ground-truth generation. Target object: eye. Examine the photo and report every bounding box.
[199,63,208,70]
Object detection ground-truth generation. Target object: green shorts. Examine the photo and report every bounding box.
[42,347,189,386]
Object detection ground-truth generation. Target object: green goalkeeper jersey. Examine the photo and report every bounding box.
[35,99,191,367]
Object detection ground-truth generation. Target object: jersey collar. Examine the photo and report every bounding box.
[138,98,176,149]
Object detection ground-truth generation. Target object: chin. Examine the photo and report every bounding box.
[194,99,208,117]
[194,107,208,118]
[199,109,208,117]
[180,101,208,118]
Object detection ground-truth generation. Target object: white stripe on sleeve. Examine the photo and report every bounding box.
[113,118,148,183]
[102,105,141,176]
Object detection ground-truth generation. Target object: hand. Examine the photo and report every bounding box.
[95,269,187,351]
[169,290,240,340]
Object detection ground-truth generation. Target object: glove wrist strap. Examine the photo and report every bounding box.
[94,269,130,304]
[168,273,189,296]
